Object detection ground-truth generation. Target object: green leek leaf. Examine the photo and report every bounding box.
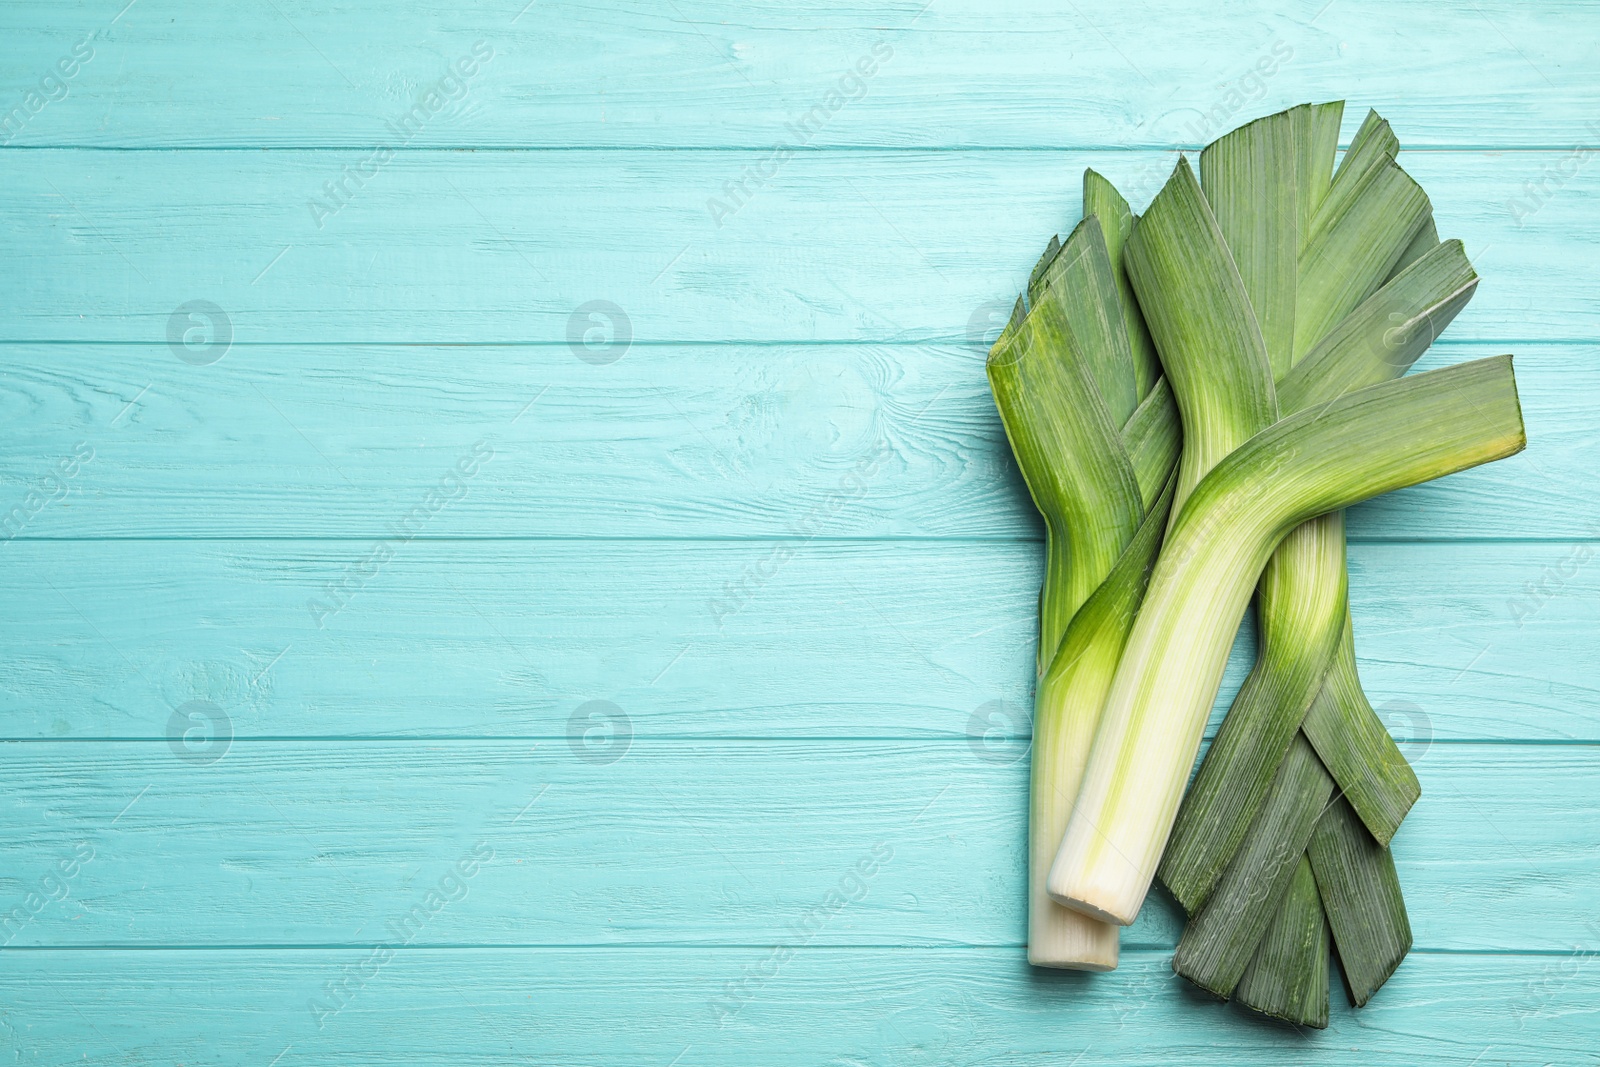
[1085,169,1163,399]
[1124,156,1277,512]
[1307,796,1412,1006]
[1234,854,1331,1028]
[988,297,1143,673]
[1031,216,1142,427]
[1300,613,1421,845]
[1172,735,1334,996]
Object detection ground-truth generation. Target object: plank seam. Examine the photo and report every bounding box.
[2,144,1597,153]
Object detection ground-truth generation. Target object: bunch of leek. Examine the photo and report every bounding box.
[989,170,1179,970]
[987,102,1526,1024]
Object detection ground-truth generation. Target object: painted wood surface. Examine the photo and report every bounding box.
[0,540,1594,741]
[2,0,1597,1063]
[0,343,1586,538]
[0,149,1595,344]
[2,1,1596,149]
[0,741,1594,952]
[5,948,1596,1065]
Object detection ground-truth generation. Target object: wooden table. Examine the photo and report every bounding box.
[1,1,1595,1062]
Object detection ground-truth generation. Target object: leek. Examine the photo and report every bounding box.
[1152,109,1496,1025]
[1161,234,1479,910]
[1148,110,1475,1016]
[1135,110,1472,948]
[1048,355,1525,926]
[1028,477,1172,967]
[989,177,1181,969]
[988,104,1527,1010]
[991,221,1143,680]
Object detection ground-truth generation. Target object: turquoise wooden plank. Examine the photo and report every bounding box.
[0,149,1591,344]
[0,740,1594,951]
[1,947,1595,1064]
[3,1,1597,148]
[1,540,1594,741]
[0,341,1585,539]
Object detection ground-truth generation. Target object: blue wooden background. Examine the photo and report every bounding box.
[1,1,1597,1063]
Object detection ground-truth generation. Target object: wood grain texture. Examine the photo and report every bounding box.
[2,947,1596,1065]
[0,149,1593,344]
[2,1,1596,149]
[2,0,1596,1060]
[0,741,1595,952]
[0,342,1588,538]
[1,540,1594,741]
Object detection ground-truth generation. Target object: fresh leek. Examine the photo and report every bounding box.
[1145,108,1475,1020]
[1048,355,1525,925]
[989,177,1180,969]
[982,103,1528,1018]
[1158,113,1475,912]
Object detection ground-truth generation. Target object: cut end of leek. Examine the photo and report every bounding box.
[1027,903,1120,971]
[1308,796,1412,1006]
[1046,848,1146,926]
